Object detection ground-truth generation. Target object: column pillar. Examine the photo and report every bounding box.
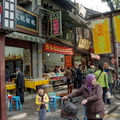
[0,33,6,120]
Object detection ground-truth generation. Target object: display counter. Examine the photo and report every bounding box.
[25,79,49,90]
[43,72,65,86]
[6,82,16,90]
[7,78,50,90]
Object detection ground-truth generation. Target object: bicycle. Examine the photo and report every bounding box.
[61,98,87,120]
[112,78,120,100]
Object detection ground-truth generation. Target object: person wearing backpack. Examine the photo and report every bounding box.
[94,64,109,103]
[62,74,105,120]
[35,87,49,120]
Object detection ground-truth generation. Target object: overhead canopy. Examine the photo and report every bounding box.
[5,32,46,44]
[43,8,90,28]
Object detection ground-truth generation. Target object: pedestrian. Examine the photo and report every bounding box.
[35,87,49,120]
[84,65,94,77]
[64,67,72,86]
[77,64,83,89]
[62,74,105,120]
[94,64,109,103]
[16,67,24,104]
[5,65,10,82]
[94,65,98,73]
[104,62,117,104]
[60,65,65,72]
[72,67,77,88]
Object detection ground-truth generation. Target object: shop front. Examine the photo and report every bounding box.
[43,42,73,86]
[5,6,48,92]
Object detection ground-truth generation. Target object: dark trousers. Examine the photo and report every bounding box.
[77,80,82,89]
[38,109,46,120]
[107,84,112,103]
[16,88,24,104]
[67,79,71,86]
[102,87,107,103]
[88,118,103,120]
[73,78,77,88]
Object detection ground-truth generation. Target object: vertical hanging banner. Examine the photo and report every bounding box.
[91,18,111,54]
[114,15,120,42]
[51,11,62,36]
[65,56,72,67]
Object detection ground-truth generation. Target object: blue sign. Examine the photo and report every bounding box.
[17,6,38,33]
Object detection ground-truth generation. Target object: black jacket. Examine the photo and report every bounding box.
[77,68,83,80]
[16,72,24,89]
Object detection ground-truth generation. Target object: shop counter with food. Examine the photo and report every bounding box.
[43,72,65,87]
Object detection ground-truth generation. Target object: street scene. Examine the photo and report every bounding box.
[0,0,120,120]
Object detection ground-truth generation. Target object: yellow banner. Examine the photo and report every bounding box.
[78,38,91,50]
[114,15,120,42]
[91,18,111,54]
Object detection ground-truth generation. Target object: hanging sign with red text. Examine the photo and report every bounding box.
[44,43,73,55]
[51,11,62,36]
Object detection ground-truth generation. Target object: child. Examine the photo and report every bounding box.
[35,87,49,120]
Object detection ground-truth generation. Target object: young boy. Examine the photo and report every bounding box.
[36,87,49,120]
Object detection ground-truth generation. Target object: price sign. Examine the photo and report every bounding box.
[51,11,62,36]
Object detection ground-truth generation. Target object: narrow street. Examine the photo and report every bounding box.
[104,106,120,120]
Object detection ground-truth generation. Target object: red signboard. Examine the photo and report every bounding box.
[44,43,73,55]
[65,56,72,67]
[51,11,62,36]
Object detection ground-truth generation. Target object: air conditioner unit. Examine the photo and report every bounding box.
[19,0,32,5]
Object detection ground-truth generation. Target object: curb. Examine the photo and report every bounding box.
[105,104,120,115]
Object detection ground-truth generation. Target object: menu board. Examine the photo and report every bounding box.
[51,11,62,36]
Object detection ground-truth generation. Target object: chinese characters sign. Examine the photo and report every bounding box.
[44,43,73,55]
[78,38,91,50]
[51,11,62,36]
[17,6,38,33]
[65,56,72,67]
[114,15,120,42]
[91,18,111,54]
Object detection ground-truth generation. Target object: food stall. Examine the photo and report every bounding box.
[5,78,50,91]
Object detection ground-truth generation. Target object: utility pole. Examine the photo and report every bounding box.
[109,14,118,75]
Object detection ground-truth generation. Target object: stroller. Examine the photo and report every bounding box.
[61,98,88,120]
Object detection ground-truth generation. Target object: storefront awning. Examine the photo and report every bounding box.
[5,32,46,44]
[45,8,89,28]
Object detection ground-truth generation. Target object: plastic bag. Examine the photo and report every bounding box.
[106,91,111,99]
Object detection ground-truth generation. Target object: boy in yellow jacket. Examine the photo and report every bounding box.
[36,87,49,120]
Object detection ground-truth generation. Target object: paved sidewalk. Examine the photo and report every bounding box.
[7,86,120,120]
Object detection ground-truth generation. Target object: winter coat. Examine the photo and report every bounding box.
[16,72,24,89]
[104,67,117,84]
[72,69,77,79]
[77,68,83,80]
[94,70,109,89]
[67,84,105,119]
[84,68,94,76]
[35,93,49,111]
[64,70,72,79]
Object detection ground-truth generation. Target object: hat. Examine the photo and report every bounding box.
[16,67,20,71]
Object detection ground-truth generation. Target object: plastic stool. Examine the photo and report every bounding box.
[10,96,22,111]
[49,96,61,111]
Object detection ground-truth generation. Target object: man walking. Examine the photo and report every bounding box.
[16,67,24,104]
[104,62,117,104]
[77,64,83,89]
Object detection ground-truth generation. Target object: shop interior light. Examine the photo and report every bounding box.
[47,53,50,56]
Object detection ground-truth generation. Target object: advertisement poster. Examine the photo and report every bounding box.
[91,18,111,54]
[114,15,120,42]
